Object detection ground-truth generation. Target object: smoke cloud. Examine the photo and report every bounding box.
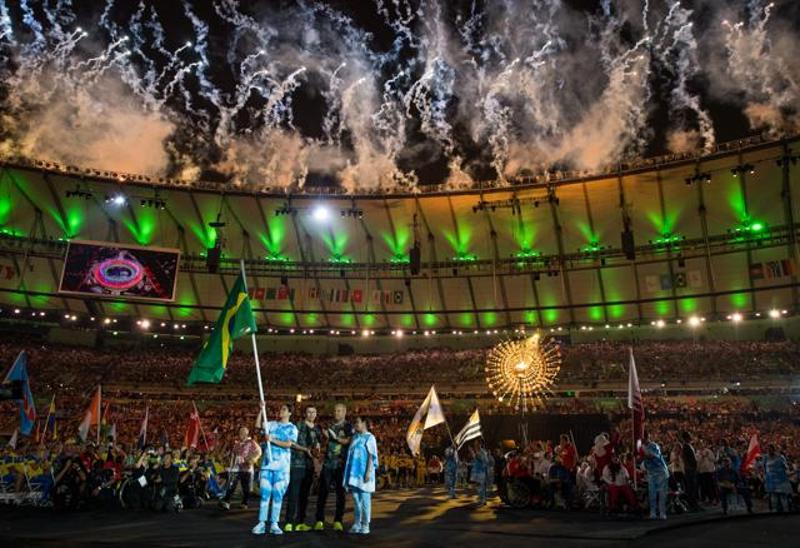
[0,0,797,192]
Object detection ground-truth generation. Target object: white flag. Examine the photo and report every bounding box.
[454,409,482,450]
[7,428,18,449]
[406,386,446,456]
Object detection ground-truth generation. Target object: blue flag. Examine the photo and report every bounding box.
[3,351,36,436]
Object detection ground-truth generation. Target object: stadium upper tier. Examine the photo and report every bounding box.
[0,135,799,330]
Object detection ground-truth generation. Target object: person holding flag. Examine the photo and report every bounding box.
[641,432,669,520]
[3,351,36,436]
[444,444,459,499]
[252,404,297,536]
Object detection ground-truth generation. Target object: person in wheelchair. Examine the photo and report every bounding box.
[601,455,639,514]
[545,456,574,510]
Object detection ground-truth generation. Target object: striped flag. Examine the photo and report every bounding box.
[406,386,446,456]
[454,409,482,450]
[627,347,644,451]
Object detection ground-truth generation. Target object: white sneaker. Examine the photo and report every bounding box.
[219,501,230,510]
[360,525,370,535]
[252,522,266,535]
[269,523,284,535]
[349,524,363,534]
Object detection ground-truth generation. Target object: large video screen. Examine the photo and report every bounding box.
[59,240,180,302]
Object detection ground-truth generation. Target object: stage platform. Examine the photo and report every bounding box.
[1,487,798,547]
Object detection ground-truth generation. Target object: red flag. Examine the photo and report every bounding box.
[627,347,645,452]
[184,402,201,448]
[741,433,761,472]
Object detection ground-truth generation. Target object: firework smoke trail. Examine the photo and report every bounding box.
[723,1,800,133]
[404,2,457,159]
[652,2,715,153]
[0,1,14,45]
[0,1,799,191]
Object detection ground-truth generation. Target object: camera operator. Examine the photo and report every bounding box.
[86,459,117,508]
[52,439,88,511]
[180,454,209,509]
[128,446,161,510]
[152,452,180,512]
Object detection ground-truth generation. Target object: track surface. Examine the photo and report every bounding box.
[1,487,797,547]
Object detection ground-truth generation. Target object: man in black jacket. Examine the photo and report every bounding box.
[681,431,699,510]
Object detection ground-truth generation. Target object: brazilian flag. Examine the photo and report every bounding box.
[187,274,257,385]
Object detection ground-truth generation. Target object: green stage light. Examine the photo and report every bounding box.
[514,249,541,260]
[265,253,289,263]
[328,254,352,264]
[651,232,684,247]
[452,252,478,262]
[581,241,603,253]
[390,252,410,264]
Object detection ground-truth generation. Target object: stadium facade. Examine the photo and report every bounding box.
[0,135,798,333]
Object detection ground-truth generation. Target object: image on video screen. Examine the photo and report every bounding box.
[59,241,180,301]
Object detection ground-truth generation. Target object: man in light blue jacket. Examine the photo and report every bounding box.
[641,436,669,520]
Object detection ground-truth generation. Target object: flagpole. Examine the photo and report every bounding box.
[42,395,54,441]
[240,260,270,460]
[194,401,210,451]
[629,347,637,487]
[97,385,102,446]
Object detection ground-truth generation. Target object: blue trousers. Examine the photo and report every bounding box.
[445,470,457,497]
[258,468,289,524]
[351,487,372,527]
[648,473,668,518]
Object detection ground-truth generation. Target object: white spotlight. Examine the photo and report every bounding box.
[395,330,404,338]
[731,312,743,323]
[688,316,701,327]
[312,205,330,222]
[655,319,665,328]
[362,329,370,337]
[769,309,781,319]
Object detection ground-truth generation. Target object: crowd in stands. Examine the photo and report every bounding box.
[2,336,799,520]
[2,339,799,395]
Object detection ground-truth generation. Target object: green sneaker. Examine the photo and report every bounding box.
[313,521,324,531]
[333,521,344,532]
[295,524,312,532]
[284,523,293,532]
